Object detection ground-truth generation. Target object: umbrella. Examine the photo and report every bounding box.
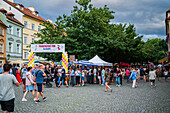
[117,62,130,67]
[9,60,25,64]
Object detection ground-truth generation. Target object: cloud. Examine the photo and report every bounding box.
[14,0,170,37]
[142,34,166,42]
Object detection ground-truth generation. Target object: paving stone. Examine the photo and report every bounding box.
[0,80,170,113]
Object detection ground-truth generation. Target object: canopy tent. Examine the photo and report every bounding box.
[39,61,54,66]
[72,60,98,66]
[9,60,25,64]
[116,62,131,67]
[89,55,113,66]
[24,59,40,64]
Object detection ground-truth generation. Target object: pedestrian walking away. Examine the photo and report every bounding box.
[0,63,20,113]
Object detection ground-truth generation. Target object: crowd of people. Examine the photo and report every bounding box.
[0,63,169,113]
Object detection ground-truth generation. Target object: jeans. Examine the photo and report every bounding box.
[102,76,105,85]
[116,77,120,85]
[132,79,136,88]
[71,76,75,87]
[127,76,130,82]
[58,76,61,84]
[88,75,90,83]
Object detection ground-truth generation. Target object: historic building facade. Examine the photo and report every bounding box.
[0,9,23,62]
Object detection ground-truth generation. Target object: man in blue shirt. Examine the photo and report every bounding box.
[58,66,68,88]
[35,65,47,103]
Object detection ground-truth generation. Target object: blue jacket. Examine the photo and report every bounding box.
[129,72,137,80]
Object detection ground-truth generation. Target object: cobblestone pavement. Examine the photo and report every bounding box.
[1,80,170,113]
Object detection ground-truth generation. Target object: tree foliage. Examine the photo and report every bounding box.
[34,0,167,64]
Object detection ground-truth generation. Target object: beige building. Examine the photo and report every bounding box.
[4,0,46,60]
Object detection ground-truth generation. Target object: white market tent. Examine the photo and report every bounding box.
[89,55,113,66]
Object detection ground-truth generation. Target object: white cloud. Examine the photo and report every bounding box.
[142,34,166,41]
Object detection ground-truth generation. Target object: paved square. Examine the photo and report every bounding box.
[1,80,170,113]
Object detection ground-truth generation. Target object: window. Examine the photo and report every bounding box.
[0,29,3,36]
[9,7,11,11]
[24,37,27,44]
[17,28,20,36]
[8,25,12,34]
[0,44,3,53]
[24,52,28,59]
[32,38,34,43]
[38,26,41,31]
[32,24,35,30]
[24,21,28,28]
[17,44,20,53]
[9,42,12,52]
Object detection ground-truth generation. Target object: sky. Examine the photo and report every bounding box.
[14,0,170,41]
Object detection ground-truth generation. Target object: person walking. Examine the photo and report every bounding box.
[11,64,17,77]
[21,65,27,93]
[35,65,47,103]
[129,69,138,88]
[94,67,97,84]
[0,63,20,113]
[149,68,157,87]
[22,67,36,101]
[58,66,68,88]
[104,69,112,92]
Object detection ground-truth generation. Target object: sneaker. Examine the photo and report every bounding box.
[43,97,47,101]
[35,100,40,103]
[22,98,27,102]
[34,98,37,101]
[116,84,118,87]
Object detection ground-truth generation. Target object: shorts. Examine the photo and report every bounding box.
[82,77,85,80]
[98,76,101,79]
[26,85,34,91]
[150,79,155,83]
[0,98,15,112]
[22,78,26,85]
[60,76,66,81]
[37,83,43,92]
[165,76,168,80]
[157,74,161,77]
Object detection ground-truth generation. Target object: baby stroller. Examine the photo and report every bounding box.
[44,74,52,88]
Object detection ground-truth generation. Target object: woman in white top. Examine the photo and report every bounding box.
[149,68,157,87]
[75,68,80,86]
[164,69,168,82]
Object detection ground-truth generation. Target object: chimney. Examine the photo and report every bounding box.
[8,0,14,3]
[47,19,52,23]
[28,6,34,12]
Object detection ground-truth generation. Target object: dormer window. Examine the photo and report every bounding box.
[7,13,15,19]
[16,4,24,10]
[34,11,39,16]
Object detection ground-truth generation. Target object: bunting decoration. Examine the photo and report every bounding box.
[62,52,68,72]
[28,52,34,68]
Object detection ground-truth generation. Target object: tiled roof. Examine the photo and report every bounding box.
[4,0,45,22]
[6,15,23,26]
[7,12,15,16]
[0,20,7,27]
[167,9,170,12]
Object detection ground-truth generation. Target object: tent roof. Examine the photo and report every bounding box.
[89,55,113,66]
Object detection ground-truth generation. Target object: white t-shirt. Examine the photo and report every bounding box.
[102,69,105,76]
[82,70,85,77]
[58,69,62,76]
[164,71,168,76]
[94,69,97,75]
[75,70,80,76]
[0,74,18,101]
